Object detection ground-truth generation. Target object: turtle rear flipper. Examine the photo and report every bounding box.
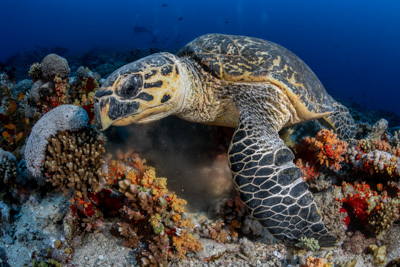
[322,102,356,140]
[228,84,336,246]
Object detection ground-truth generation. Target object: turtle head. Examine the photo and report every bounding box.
[94,53,186,130]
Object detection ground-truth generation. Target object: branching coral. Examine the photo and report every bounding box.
[367,198,399,236]
[44,126,106,198]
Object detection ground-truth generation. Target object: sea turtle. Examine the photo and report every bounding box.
[94,33,356,245]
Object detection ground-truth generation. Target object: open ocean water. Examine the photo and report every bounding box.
[1,0,399,117]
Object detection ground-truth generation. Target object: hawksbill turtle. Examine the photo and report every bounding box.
[94,33,356,245]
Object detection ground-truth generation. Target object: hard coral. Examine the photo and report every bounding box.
[25,105,89,182]
[28,62,42,81]
[40,54,70,81]
[0,148,17,184]
[367,198,399,236]
[44,126,106,198]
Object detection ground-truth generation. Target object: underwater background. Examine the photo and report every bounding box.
[1,0,400,117]
[1,1,400,266]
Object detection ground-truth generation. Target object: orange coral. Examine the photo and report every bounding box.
[301,256,330,267]
[171,232,202,259]
[294,129,348,181]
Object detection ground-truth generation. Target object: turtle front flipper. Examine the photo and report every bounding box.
[228,107,336,246]
[323,102,356,139]
[229,121,336,245]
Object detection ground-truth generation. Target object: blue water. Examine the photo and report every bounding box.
[1,0,399,117]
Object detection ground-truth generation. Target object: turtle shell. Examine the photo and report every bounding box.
[177,33,335,117]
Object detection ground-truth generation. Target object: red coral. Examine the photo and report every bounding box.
[294,129,348,181]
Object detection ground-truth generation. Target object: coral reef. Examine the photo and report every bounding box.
[347,147,400,176]
[25,105,89,181]
[39,147,204,265]
[3,47,400,266]
[0,73,34,156]
[102,150,202,265]
[44,126,106,198]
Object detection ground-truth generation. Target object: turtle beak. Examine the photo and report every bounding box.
[94,102,114,131]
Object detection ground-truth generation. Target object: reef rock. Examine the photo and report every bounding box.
[25,105,89,183]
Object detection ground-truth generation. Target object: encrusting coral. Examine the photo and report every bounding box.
[44,126,106,198]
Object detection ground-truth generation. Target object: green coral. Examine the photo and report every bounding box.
[295,236,320,252]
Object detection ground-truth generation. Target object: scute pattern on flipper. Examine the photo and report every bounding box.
[227,83,336,246]
[229,121,335,244]
[324,102,357,140]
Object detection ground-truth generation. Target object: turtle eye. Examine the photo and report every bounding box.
[116,74,143,100]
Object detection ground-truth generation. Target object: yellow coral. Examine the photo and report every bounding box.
[141,168,156,187]
[170,195,187,213]
[154,177,167,189]
[126,171,137,185]
[172,214,181,223]
[172,232,202,259]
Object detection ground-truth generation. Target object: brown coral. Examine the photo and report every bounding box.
[342,231,377,254]
[44,126,106,198]
[367,198,399,236]
[28,62,42,81]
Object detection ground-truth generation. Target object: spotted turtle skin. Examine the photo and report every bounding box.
[94,34,356,246]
